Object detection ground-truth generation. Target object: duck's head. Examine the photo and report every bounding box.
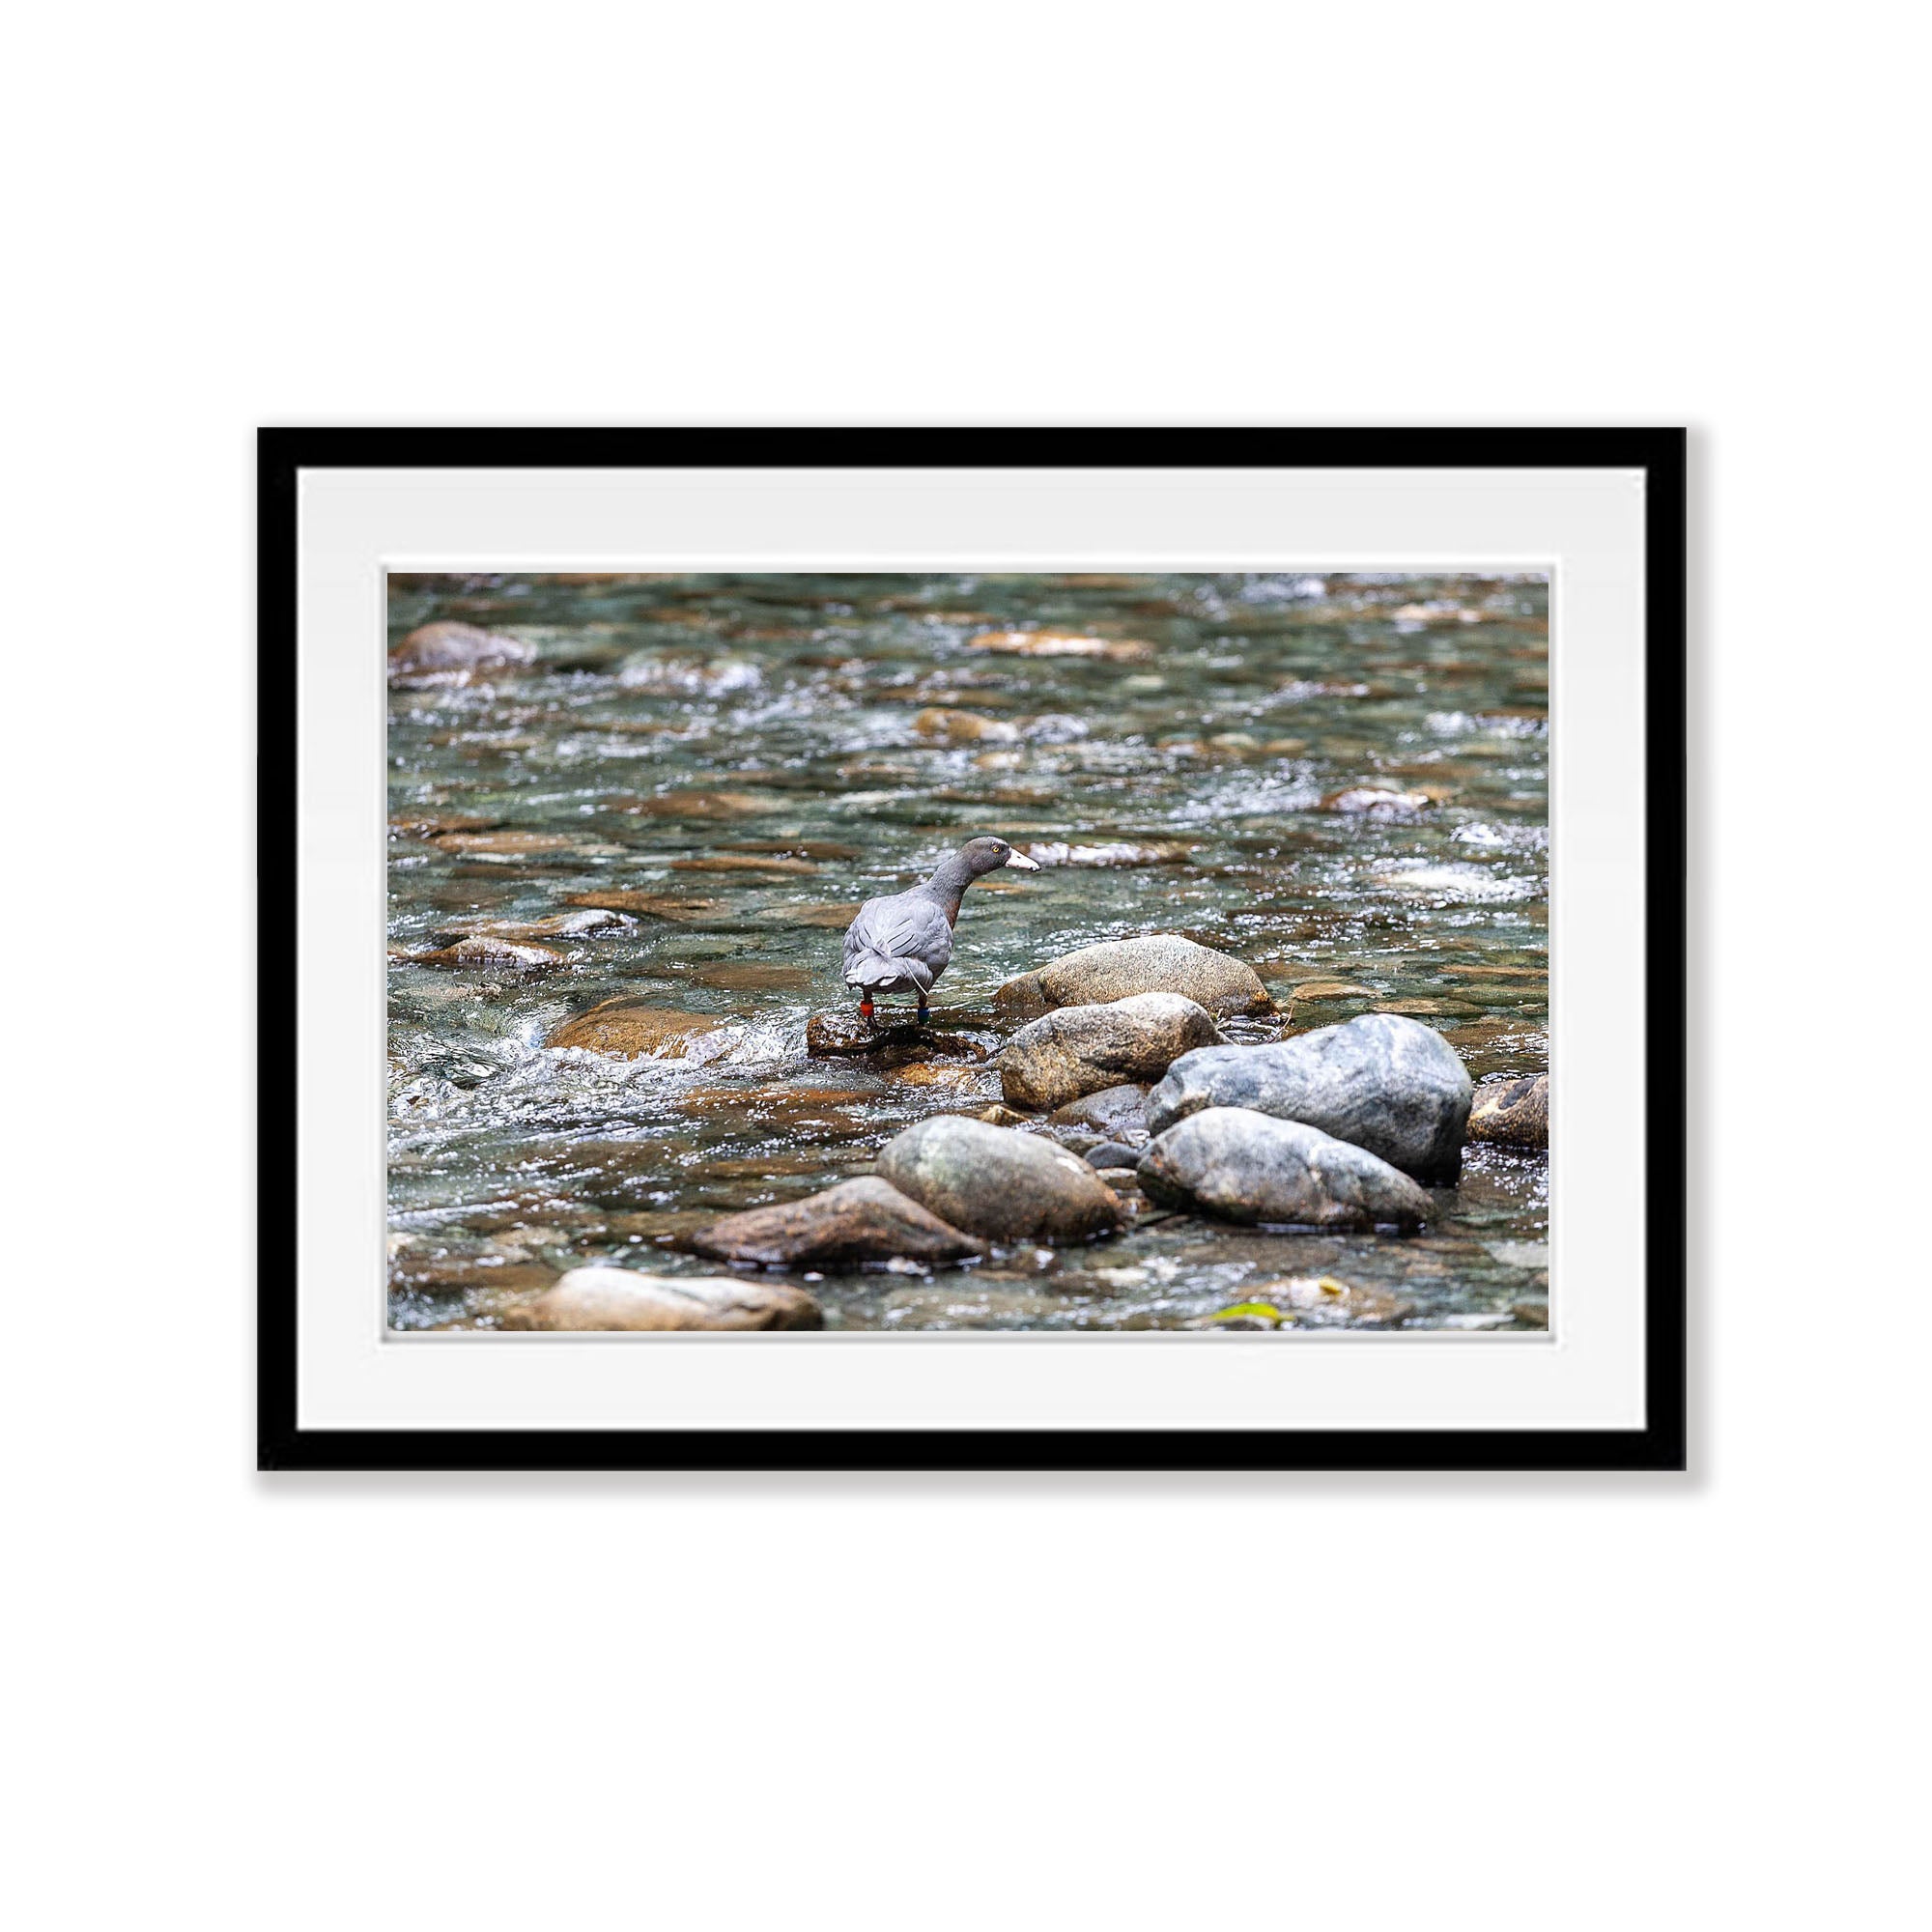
[959,836,1040,876]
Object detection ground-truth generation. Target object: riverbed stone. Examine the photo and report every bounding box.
[685,1178,981,1269]
[1050,1082,1151,1142]
[999,992,1224,1111]
[1146,1012,1472,1182]
[993,933,1273,1020]
[1467,1072,1549,1149]
[1086,1142,1142,1170]
[503,1267,822,1330]
[388,620,536,686]
[1137,1108,1433,1231]
[546,1000,729,1058]
[412,936,566,972]
[876,1115,1124,1244]
[807,1012,987,1061]
[913,706,1019,744]
[434,908,638,944]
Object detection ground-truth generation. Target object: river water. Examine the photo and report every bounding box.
[386,572,1548,1332]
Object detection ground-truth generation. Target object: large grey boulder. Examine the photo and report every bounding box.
[685,1178,980,1269]
[1137,1108,1432,1231]
[998,993,1224,1111]
[994,933,1273,1019]
[876,1116,1124,1245]
[502,1268,823,1331]
[1146,1013,1471,1181]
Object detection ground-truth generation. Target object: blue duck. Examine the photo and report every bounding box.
[842,836,1039,1022]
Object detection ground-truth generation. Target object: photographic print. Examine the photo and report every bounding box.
[384,568,1551,1337]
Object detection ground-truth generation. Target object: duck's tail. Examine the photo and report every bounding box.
[843,952,935,991]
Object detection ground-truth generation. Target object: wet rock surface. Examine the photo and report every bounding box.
[502,1267,823,1331]
[807,1012,990,1061]
[546,1000,731,1059]
[1468,1072,1549,1149]
[388,620,536,686]
[685,1178,981,1269]
[1138,1108,1433,1231]
[998,993,1224,1111]
[995,933,1274,1020]
[1050,1083,1151,1142]
[1148,1013,1473,1182]
[876,1115,1124,1245]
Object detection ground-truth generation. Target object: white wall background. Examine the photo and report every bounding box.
[5,5,1924,1928]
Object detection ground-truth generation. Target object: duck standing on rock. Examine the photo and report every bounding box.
[842,837,1038,1023]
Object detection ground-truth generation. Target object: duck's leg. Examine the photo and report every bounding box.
[858,994,874,1022]
[916,996,929,1025]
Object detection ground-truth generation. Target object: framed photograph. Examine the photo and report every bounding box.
[260,428,1685,1471]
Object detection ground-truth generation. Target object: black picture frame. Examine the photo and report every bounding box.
[259,427,1686,1474]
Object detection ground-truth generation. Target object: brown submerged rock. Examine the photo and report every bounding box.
[502,1268,821,1331]
[999,993,1224,1111]
[388,620,536,686]
[913,706,1019,744]
[429,829,578,856]
[967,630,1151,662]
[684,962,812,992]
[412,936,566,972]
[434,908,638,943]
[547,1000,728,1058]
[1467,1072,1549,1149]
[876,1115,1123,1245]
[686,1178,981,1268]
[560,890,728,923]
[994,933,1273,1020]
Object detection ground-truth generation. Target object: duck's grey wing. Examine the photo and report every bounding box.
[842,893,953,987]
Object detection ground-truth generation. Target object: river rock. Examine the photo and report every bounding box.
[876,1116,1123,1245]
[1086,1143,1142,1170]
[1137,1108,1432,1231]
[685,1178,981,1268]
[412,936,566,972]
[994,933,1273,1020]
[388,620,536,686]
[1146,1013,1471,1182]
[547,1000,728,1058]
[1468,1072,1549,1149]
[913,706,1019,744]
[999,993,1224,1111]
[807,1013,988,1062]
[502,1267,822,1331]
[1050,1083,1151,1142]
[436,908,638,943]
